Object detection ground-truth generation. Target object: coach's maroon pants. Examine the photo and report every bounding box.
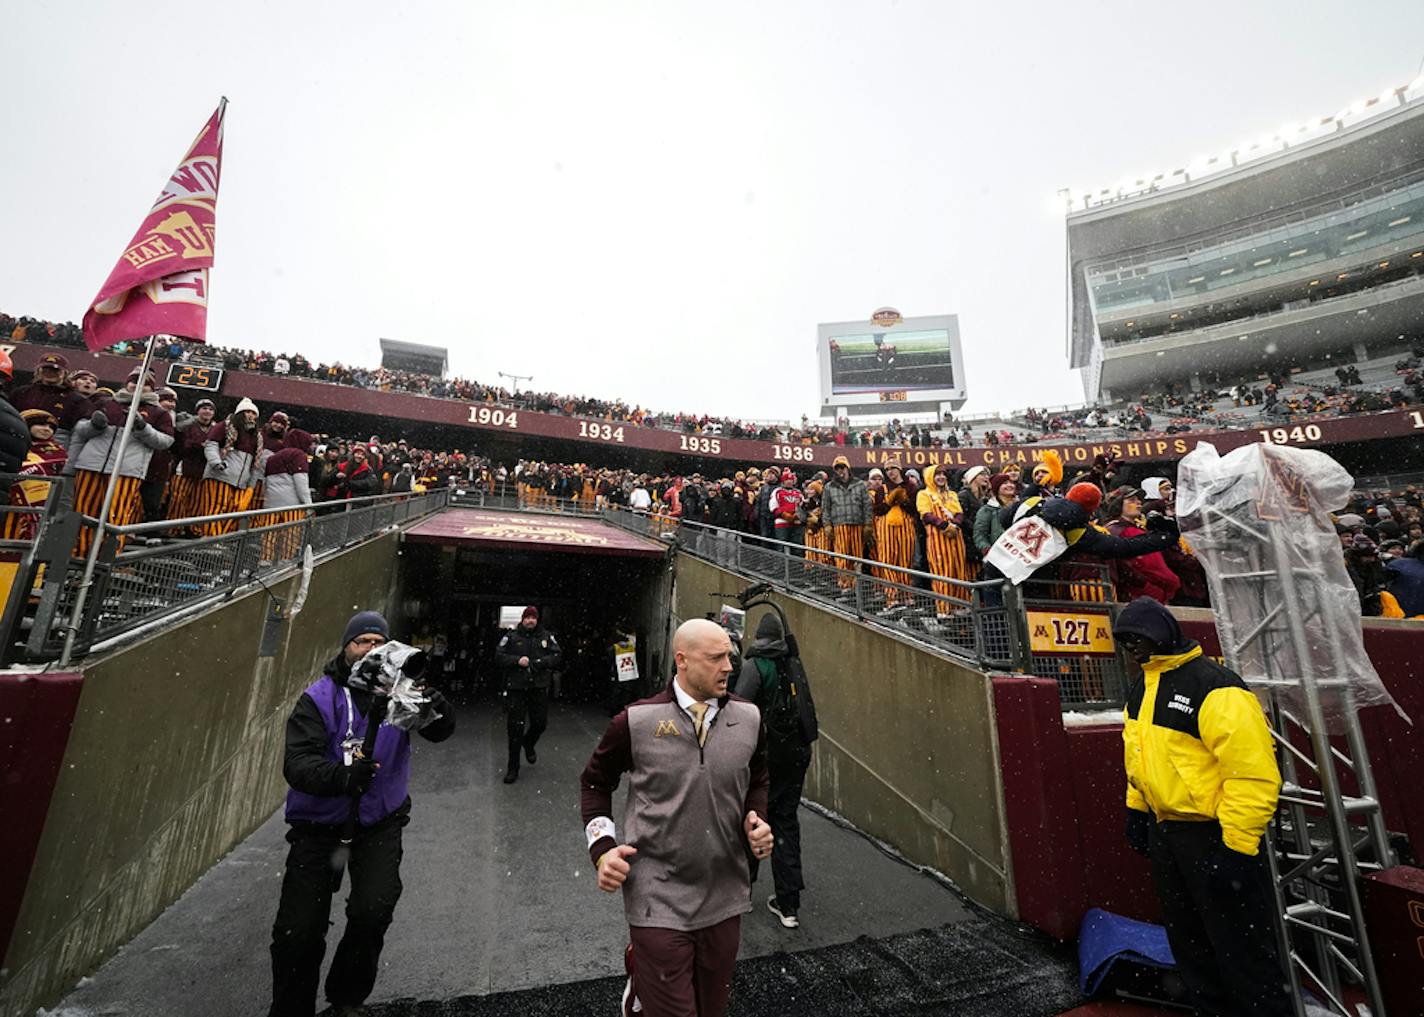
[628,915,741,1017]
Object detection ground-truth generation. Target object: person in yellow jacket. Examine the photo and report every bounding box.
[1114,597,1291,1017]
[916,465,967,614]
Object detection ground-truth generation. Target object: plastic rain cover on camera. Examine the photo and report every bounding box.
[1176,442,1403,731]
[346,640,434,732]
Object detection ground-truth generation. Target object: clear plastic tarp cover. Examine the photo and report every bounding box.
[1176,442,1404,730]
[347,640,439,732]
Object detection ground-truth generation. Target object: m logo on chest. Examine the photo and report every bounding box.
[654,719,681,738]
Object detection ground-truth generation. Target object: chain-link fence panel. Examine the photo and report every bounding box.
[32,491,449,658]
[610,515,1007,668]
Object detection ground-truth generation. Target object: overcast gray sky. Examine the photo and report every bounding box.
[3,1,1422,421]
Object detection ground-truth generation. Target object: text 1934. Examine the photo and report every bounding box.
[579,421,625,443]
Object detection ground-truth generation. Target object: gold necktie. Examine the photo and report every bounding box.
[687,702,708,747]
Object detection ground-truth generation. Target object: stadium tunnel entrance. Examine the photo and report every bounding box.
[390,508,674,704]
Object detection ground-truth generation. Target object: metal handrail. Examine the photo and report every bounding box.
[599,508,1024,669]
[6,481,1130,705]
[9,487,452,665]
[593,507,1130,703]
[81,488,436,535]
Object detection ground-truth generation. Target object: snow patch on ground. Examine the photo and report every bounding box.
[1061,709,1122,728]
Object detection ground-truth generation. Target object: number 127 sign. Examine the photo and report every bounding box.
[1026,610,1117,657]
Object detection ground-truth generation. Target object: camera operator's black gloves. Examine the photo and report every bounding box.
[90,410,109,431]
[1125,808,1152,857]
[345,757,379,796]
[132,415,148,432]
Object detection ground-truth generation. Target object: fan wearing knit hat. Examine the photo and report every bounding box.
[770,467,806,548]
[264,409,291,452]
[981,480,1178,588]
[5,410,68,540]
[167,397,219,526]
[1027,450,1064,497]
[62,362,176,557]
[915,465,969,612]
[871,462,919,602]
[7,351,97,448]
[195,397,264,536]
[823,454,874,589]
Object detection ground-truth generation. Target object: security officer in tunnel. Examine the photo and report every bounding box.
[495,605,563,783]
[1114,596,1290,1017]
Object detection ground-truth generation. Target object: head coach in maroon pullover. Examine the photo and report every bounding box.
[580,618,773,1017]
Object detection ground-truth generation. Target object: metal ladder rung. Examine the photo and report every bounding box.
[1279,788,1380,815]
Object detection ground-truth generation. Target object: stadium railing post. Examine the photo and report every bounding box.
[1001,581,1029,672]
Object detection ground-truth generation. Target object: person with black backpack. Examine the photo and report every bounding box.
[734,608,818,929]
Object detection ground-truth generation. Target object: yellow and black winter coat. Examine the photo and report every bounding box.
[1123,644,1281,856]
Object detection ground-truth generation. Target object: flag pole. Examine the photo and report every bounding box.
[60,333,161,665]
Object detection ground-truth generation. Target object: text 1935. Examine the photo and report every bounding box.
[679,435,721,454]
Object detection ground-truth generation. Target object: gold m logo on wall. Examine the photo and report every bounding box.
[653,719,681,738]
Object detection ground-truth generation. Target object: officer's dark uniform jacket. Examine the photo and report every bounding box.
[494,625,563,690]
[1121,618,1280,856]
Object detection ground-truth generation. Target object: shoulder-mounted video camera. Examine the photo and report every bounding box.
[347,640,435,732]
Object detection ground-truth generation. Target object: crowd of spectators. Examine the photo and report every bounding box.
[488,455,1424,620]
[1,334,1418,624]
[5,310,1423,455]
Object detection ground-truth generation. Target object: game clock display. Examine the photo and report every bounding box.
[165,363,224,392]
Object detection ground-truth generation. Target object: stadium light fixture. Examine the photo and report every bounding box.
[1220,267,1236,276]
[1187,276,1205,284]
[1288,249,1308,258]
[1387,216,1411,227]
[1253,258,1272,267]
[1345,230,1368,241]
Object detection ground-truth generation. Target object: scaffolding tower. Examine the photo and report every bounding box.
[1191,447,1397,1017]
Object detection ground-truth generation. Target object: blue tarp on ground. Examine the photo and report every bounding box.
[1078,907,1177,995]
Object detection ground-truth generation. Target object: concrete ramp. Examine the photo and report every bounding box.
[49,700,1078,1016]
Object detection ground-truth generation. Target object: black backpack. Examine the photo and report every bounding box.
[766,651,818,747]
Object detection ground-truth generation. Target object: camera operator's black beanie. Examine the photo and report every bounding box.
[343,611,389,648]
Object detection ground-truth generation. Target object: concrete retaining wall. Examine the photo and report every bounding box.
[671,553,1013,914]
[0,534,403,1017]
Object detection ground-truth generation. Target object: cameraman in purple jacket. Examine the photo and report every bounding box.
[268,611,454,1017]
